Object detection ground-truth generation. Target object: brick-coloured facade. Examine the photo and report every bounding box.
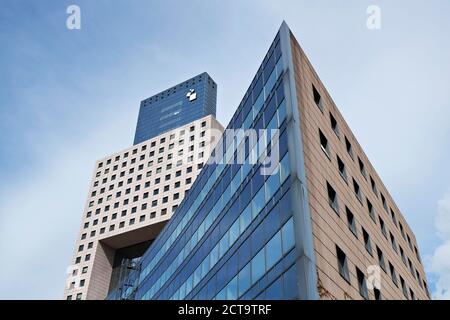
[290,33,429,300]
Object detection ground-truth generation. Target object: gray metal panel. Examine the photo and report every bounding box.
[279,21,319,300]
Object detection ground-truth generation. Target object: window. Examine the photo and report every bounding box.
[312,84,323,111]
[400,246,407,265]
[353,178,362,203]
[319,129,330,158]
[380,192,388,211]
[409,289,415,300]
[358,157,367,179]
[336,245,350,283]
[390,208,398,227]
[346,207,357,237]
[376,246,386,272]
[390,232,398,253]
[374,288,382,300]
[337,155,347,182]
[400,276,408,299]
[379,217,387,238]
[389,262,398,287]
[356,267,368,299]
[367,198,376,222]
[370,176,378,196]
[80,279,85,287]
[345,136,354,159]
[76,293,82,300]
[330,112,340,137]
[362,228,372,255]
[327,182,339,214]
[399,222,406,240]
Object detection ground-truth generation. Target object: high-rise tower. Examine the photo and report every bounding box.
[64,75,223,300]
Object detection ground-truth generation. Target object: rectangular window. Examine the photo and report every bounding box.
[327,182,339,214]
[370,176,378,196]
[390,232,398,253]
[381,192,388,211]
[362,228,372,255]
[312,84,323,111]
[336,245,350,283]
[358,157,367,179]
[353,178,362,203]
[390,208,398,227]
[319,129,330,158]
[376,246,386,272]
[400,276,409,299]
[346,207,357,237]
[356,267,368,299]
[337,155,347,182]
[367,198,376,222]
[389,262,398,287]
[379,217,387,238]
[345,136,354,159]
[329,112,340,137]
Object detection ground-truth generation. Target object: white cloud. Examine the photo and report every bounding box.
[429,192,450,299]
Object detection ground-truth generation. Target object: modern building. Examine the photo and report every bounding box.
[134,72,217,145]
[64,78,223,300]
[106,22,430,301]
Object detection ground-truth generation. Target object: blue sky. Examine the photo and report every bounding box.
[1,0,449,299]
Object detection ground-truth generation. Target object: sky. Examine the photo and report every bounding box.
[0,0,449,299]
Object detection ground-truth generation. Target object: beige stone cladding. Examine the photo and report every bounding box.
[290,33,429,300]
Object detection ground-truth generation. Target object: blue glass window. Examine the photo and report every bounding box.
[252,186,265,218]
[277,99,286,125]
[219,233,230,257]
[227,277,238,300]
[265,172,280,202]
[280,152,290,183]
[229,219,240,245]
[264,68,277,96]
[265,232,282,270]
[283,264,297,299]
[275,57,283,78]
[265,277,283,300]
[251,249,265,284]
[282,218,295,253]
[238,263,251,297]
[239,203,252,232]
[253,90,265,118]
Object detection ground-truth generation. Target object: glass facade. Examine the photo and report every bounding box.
[108,28,306,301]
[133,72,217,145]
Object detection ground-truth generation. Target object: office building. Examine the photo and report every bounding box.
[106,22,429,300]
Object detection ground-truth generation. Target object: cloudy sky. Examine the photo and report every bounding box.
[1,0,449,299]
